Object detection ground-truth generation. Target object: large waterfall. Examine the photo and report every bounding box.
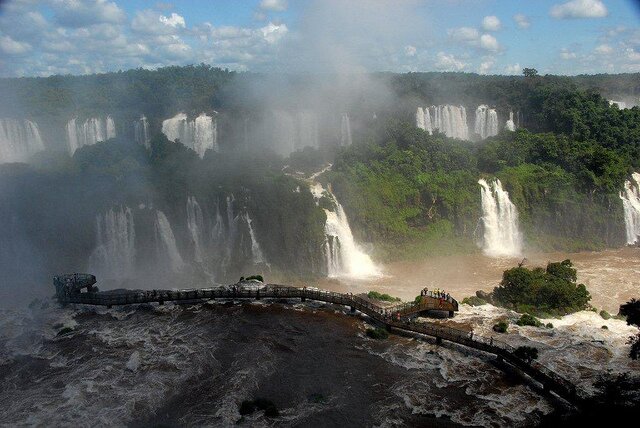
[340,113,353,146]
[0,118,45,163]
[310,183,381,278]
[478,178,523,257]
[161,113,218,158]
[66,116,116,154]
[89,206,136,280]
[244,213,266,264]
[186,196,206,263]
[474,105,499,139]
[416,105,467,139]
[620,173,640,244]
[154,210,184,272]
[505,111,516,132]
[134,115,150,148]
[296,110,319,150]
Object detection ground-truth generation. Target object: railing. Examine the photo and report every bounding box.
[56,282,578,402]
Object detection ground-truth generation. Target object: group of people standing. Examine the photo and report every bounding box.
[420,287,451,302]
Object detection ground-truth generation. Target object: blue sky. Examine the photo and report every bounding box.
[0,0,639,77]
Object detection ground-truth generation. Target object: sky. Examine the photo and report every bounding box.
[0,0,639,77]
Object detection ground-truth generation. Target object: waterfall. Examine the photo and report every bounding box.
[244,213,266,264]
[186,196,206,263]
[478,178,523,257]
[0,118,45,163]
[340,113,352,146]
[66,116,116,154]
[416,107,434,135]
[474,105,499,139]
[134,115,150,148]
[154,210,184,271]
[310,183,381,278]
[161,112,217,158]
[271,110,296,156]
[89,206,135,280]
[505,111,516,132]
[426,105,468,139]
[620,173,640,244]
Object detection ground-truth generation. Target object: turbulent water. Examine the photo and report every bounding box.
[478,178,523,257]
[310,182,381,278]
[161,113,218,158]
[89,206,136,281]
[66,116,116,154]
[134,115,150,148]
[154,210,184,272]
[474,105,499,140]
[0,118,45,163]
[505,111,516,132]
[620,172,640,245]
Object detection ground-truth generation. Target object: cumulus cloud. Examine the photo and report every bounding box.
[447,27,479,42]
[550,0,608,19]
[480,34,499,52]
[159,13,185,28]
[595,44,613,55]
[434,52,467,71]
[50,0,126,28]
[482,16,501,32]
[0,35,32,55]
[560,48,577,59]
[259,0,288,12]
[504,63,521,75]
[404,45,417,57]
[478,59,495,74]
[514,14,530,29]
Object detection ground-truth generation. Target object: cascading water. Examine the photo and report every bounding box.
[478,178,523,257]
[620,173,640,245]
[0,118,45,163]
[186,196,206,263]
[418,105,467,139]
[340,113,352,146]
[89,206,135,280]
[244,213,266,264]
[474,105,499,139]
[310,182,381,278]
[505,111,516,132]
[66,116,116,154]
[154,210,184,272]
[161,112,218,158]
[134,115,150,148]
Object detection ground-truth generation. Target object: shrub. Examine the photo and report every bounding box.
[246,275,264,282]
[56,327,74,336]
[601,325,609,330]
[546,322,554,329]
[462,296,487,307]
[366,327,389,340]
[514,346,539,363]
[600,310,611,320]
[493,320,508,333]
[367,291,401,302]
[516,313,543,327]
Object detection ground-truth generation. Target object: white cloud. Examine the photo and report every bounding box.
[514,14,530,29]
[626,48,640,62]
[434,52,467,71]
[478,59,495,74]
[260,22,288,44]
[447,26,479,42]
[594,44,613,55]
[504,63,521,75]
[50,0,126,28]
[480,34,499,52]
[259,0,288,12]
[159,13,185,29]
[482,16,501,32]
[404,45,417,57]
[550,0,608,19]
[0,35,32,55]
[561,48,577,59]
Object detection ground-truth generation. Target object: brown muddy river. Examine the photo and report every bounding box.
[316,248,640,313]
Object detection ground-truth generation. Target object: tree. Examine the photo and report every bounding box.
[514,346,539,363]
[523,68,538,77]
[620,298,640,359]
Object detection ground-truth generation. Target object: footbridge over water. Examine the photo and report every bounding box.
[53,274,581,408]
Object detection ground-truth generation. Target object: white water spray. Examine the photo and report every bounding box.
[0,118,45,163]
[134,116,150,148]
[340,113,352,146]
[310,182,381,278]
[186,196,206,262]
[478,178,523,257]
[474,105,499,139]
[244,213,266,264]
[154,210,184,271]
[505,111,516,132]
[161,113,218,158]
[89,206,135,280]
[66,116,116,154]
[620,173,640,244]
